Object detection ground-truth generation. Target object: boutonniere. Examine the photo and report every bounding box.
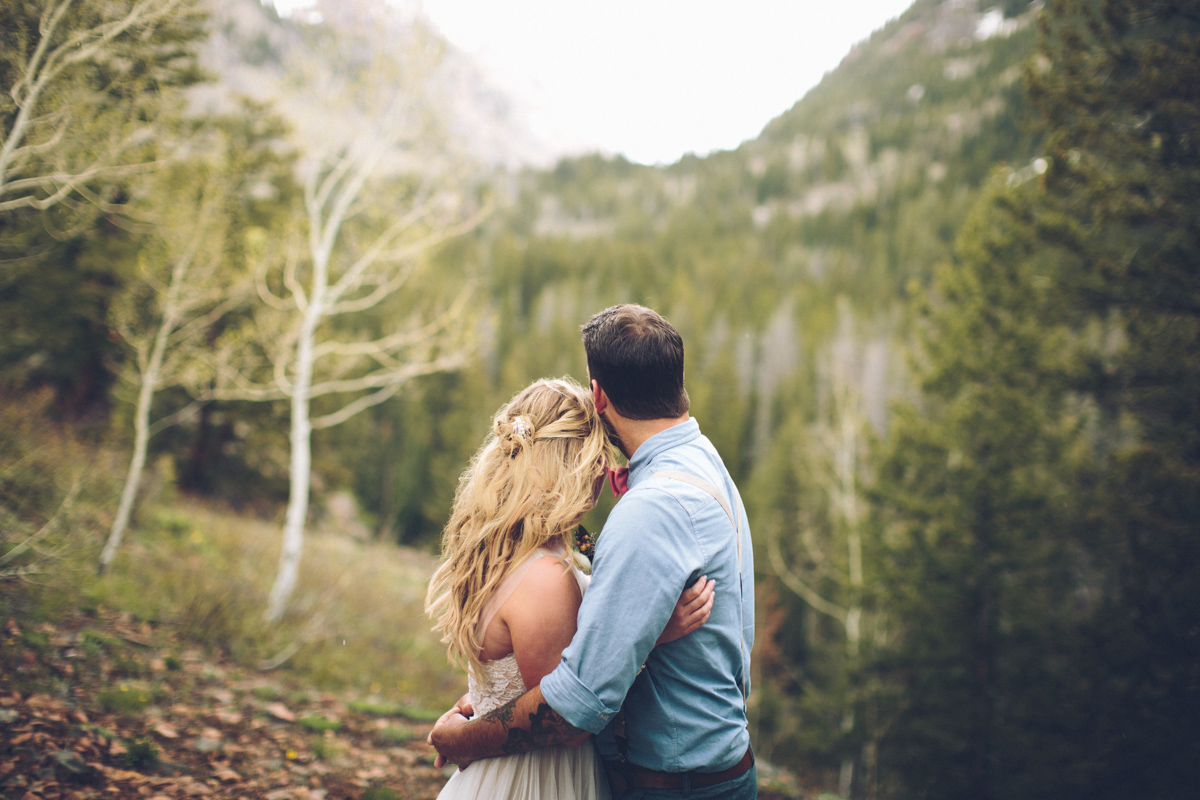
[573,524,595,573]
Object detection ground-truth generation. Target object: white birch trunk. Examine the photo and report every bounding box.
[99,354,158,574]
[265,356,313,622]
[264,210,328,622]
[99,254,188,574]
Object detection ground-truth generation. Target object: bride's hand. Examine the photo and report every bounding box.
[656,575,715,646]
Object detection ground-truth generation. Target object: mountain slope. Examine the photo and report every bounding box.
[190,0,544,168]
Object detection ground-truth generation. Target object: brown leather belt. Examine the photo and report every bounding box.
[605,746,754,792]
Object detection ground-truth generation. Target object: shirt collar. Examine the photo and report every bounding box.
[627,418,700,486]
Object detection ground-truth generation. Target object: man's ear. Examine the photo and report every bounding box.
[591,379,608,416]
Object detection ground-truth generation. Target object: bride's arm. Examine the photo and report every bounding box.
[657,575,715,645]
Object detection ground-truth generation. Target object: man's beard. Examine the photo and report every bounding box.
[599,411,628,458]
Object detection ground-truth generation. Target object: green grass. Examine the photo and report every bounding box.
[79,628,122,655]
[86,501,460,711]
[310,735,341,761]
[298,714,341,733]
[252,686,281,701]
[348,699,444,723]
[19,630,50,654]
[96,683,163,715]
[2,393,462,721]
[80,723,118,741]
[375,725,416,745]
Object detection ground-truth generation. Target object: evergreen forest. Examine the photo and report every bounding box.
[1,0,1196,798]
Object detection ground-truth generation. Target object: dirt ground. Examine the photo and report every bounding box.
[1,610,449,800]
[0,609,802,800]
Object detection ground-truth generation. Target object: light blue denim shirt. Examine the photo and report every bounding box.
[539,418,754,773]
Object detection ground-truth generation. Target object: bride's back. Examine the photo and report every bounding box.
[477,548,585,688]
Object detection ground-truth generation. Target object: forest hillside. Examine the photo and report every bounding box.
[2,0,1196,798]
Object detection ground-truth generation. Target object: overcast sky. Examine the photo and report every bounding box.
[271,0,916,165]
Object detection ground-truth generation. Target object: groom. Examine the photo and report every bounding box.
[430,304,756,799]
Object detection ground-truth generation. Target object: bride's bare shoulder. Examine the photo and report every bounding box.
[508,554,582,611]
[500,555,582,687]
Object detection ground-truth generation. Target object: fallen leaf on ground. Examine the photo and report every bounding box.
[266,703,296,722]
[154,722,179,738]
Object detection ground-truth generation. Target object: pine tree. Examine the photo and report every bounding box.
[872,176,1083,800]
[872,2,1200,798]
[1027,1,1200,795]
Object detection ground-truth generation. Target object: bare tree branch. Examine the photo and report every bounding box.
[0,478,81,569]
[768,522,849,625]
[0,0,190,214]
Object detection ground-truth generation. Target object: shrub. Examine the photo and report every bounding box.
[123,737,160,770]
[0,389,122,595]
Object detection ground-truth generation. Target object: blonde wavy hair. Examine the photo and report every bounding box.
[425,377,615,675]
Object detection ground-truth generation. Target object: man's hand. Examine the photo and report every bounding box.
[428,694,475,770]
[657,575,715,646]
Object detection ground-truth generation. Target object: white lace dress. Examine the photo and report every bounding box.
[436,551,611,800]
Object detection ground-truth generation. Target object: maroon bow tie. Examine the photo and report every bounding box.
[608,466,630,497]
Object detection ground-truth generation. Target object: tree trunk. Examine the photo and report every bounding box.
[99,365,156,574]
[180,400,216,493]
[838,395,863,799]
[264,225,326,621]
[265,310,317,622]
[99,280,183,573]
[971,489,996,800]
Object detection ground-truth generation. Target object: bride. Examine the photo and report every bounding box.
[425,378,713,800]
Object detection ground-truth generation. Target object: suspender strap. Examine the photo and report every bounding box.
[653,470,742,557]
[652,470,749,703]
[614,470,751,765]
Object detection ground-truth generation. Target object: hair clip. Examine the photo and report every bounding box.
[512,416,532,438]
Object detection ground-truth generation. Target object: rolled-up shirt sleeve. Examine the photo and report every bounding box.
[540,486,703,734]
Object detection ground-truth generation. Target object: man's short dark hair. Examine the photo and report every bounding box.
[581,304,689,420]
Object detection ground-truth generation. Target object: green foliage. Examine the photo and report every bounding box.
[310,734,341,761]
[869,2,1200,798]
[297,714,341,733]
[251,686,281,701]
[347,699,443,723]
[0,389,124,593]
[0,0,210,414]
[1022,1,1200,795]
[374,725,416,745]
[122,736,160,770]
[872,176,1085,799]
[6,0,1196,796]
[97,683,161,715]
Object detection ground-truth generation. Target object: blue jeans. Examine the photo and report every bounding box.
[611,763,757,800]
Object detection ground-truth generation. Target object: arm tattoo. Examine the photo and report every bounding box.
[481,698,583,755]
[482,701,515,726]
